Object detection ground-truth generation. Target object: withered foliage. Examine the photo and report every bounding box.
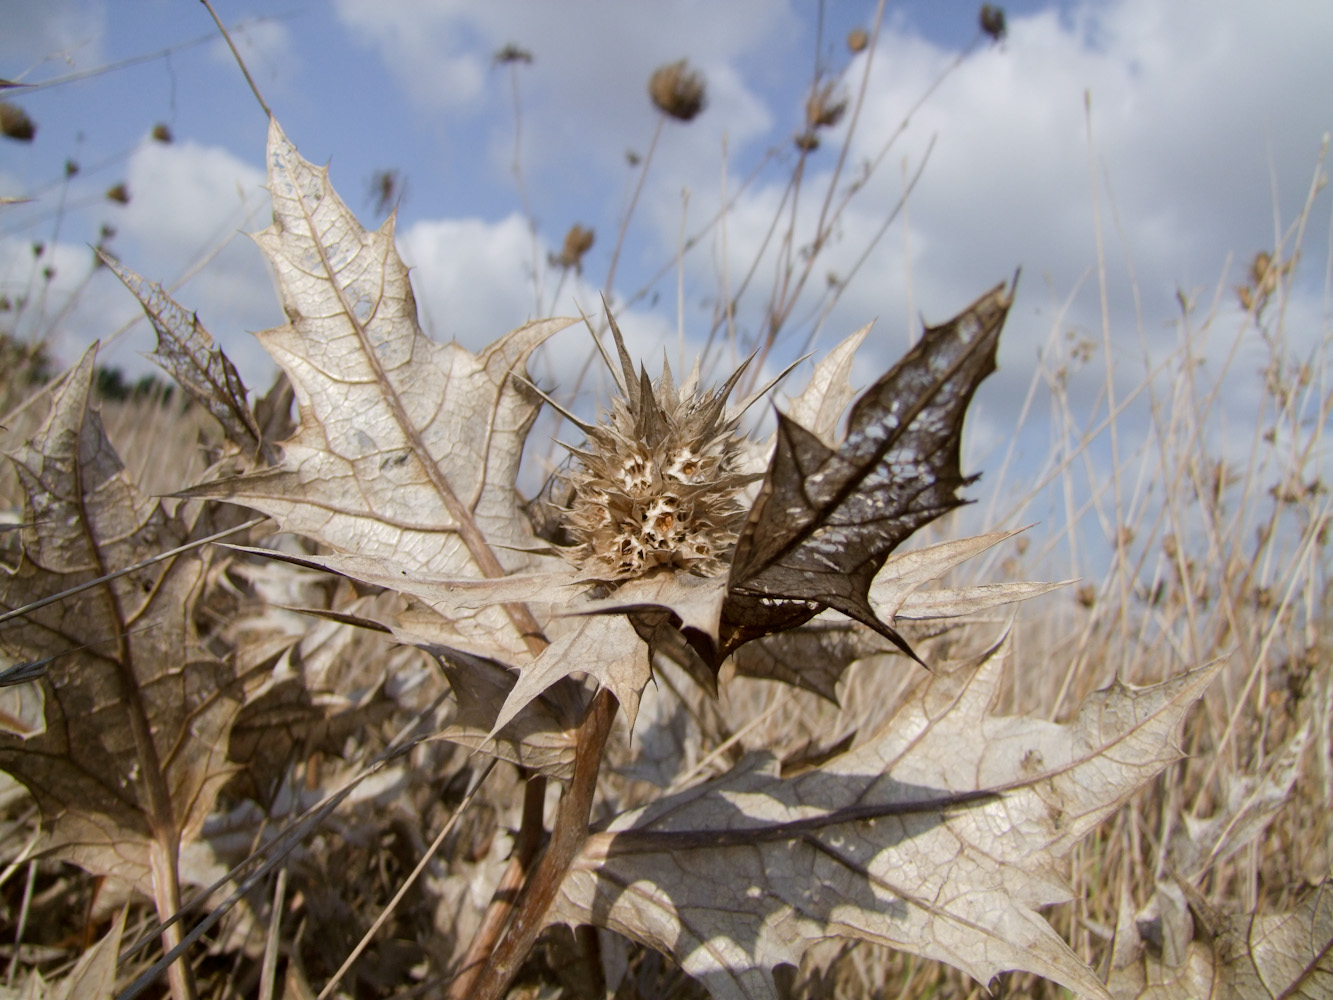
[0,116,1280,1000]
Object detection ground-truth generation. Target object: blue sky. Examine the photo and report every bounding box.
[2,1,1331,565]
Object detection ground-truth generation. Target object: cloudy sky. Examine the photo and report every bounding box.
[2,0,1330,563]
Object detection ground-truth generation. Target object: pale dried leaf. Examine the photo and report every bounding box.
[0,348,245,894]
[184,118,575,663]
[553,632,1218,1000]
[99,252,264,459]
[896,579,1069,619]
[493,614,650,735]
[572,571,728,640]
[1107,944,1218,1000]
[1173,722,1309,879]
[435,648,577,779]
[1109,880,1333,1000]
[869,529,1026,619]
[781,322,870,448]
[1221,880,1333,998]
[53,906,125,1000]
[222,543,584,661]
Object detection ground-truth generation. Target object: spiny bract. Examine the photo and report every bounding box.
[562,317,755,582]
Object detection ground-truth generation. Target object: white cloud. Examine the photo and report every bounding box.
[0,138,281,386]
[397,211,682,394]
[689,0,1332,424]
[330,0,792,214]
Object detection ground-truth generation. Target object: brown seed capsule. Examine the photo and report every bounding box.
[552,224,595,273]
[493,43,533,66]
[151,123,173,143]
[979,4,1007,42]
[649,60,707,122]
[0,101,35,141]
[105,183,130,205]
[794,130,820,152]
[847,27,869,53]
[805,81,847,130]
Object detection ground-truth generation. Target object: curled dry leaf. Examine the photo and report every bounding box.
[0,348,246,896]
[433,647,577,780]
[552,631,1219,1000]
[1172,722,1310,880]
[99,251,265,461]
[183,118,576,664]
[1108,878,1333,999]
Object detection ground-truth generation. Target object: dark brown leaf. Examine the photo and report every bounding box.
[723,280,1015,662]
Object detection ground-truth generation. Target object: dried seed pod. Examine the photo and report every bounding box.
[151,123,173,143]
[105,183,130,205]
[552,224,595,273]
[649,59,707,122]
[0,101,35,141]
[979,4,1007,42]
[794,130,820,153]
[805,81,847,130]
[493,43,533,66]
[847,27,869,53]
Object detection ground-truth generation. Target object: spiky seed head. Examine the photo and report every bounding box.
[563,353,754,581]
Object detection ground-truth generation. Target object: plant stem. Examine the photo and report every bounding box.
[446,773,547,996]
[450,689,618,1000]
[605,115,664,301]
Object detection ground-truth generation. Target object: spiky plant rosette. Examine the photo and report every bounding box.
[128,118,1048,757]
[462,279,1046,742]
[560,317,759,583]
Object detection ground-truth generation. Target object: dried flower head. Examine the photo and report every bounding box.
[847,27,869,54]
[979,4,1007,42]
[151,122,173,143]
[493,43,533,66]
[0,101,35,142]
[552,224,595,273]
[805,81,847,131]
[649,60,707,122]
[105,183,130,205]
[563,314,753,581]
